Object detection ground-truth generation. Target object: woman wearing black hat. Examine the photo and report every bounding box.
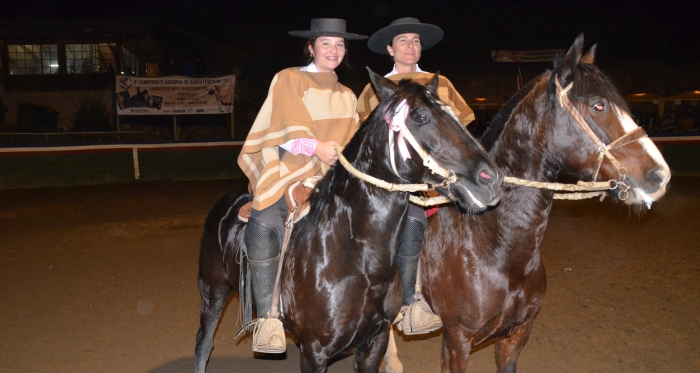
[237,18,367,353]
[358,17,474,125]
[357,17,475,336]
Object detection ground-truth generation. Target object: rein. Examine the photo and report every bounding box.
[331,97,483,208]
[334,145,456,207]
[502,78,647,201]
[386,100,456,182]
[335,77,647,205]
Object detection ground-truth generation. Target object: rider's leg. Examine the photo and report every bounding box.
[395,203,442,335]
[245,197,287,353]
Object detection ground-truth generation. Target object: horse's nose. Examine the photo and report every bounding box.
[647,165,670,190]
[477,167,502,187]
[644,165,670,201]
[477,166,503,203]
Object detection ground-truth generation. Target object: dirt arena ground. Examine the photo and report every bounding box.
[1,177,698,373]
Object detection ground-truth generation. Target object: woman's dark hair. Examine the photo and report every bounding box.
[303,37,352,68]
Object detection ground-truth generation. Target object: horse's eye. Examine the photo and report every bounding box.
[593,102,605,112]
[415,114,429,124]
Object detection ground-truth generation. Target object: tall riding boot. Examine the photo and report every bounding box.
[244,219,286,353]
[395,217,442,335]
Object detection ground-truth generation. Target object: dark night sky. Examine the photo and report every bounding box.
[4,0,699,94]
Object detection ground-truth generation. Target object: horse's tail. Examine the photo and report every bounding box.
[199,190,253,327]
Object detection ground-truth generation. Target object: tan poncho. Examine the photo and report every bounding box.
[357,72,474,127]
[238,67,359,210]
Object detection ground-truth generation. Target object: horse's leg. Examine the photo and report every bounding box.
[299,342,329,373]
[354,326,391,373]
[441,325,473,373]
[194,280,233,373]
[494,318,534,373]
[383,325,403,373]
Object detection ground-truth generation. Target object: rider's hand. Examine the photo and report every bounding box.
[315,140,340,165]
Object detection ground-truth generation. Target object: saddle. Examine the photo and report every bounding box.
[237,176,321,223]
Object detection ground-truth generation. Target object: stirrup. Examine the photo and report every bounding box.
[395,297,442,335]
[252,317,286,353]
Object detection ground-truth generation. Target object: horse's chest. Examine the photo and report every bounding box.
[472,266,545,343]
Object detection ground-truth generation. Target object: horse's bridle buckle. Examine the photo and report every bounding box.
[607,167,630,200]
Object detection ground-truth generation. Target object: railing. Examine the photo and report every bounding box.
[0,131,148,143]
[0,140,245,189]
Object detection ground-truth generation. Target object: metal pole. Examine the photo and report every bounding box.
[116,116,121,140]
[173,115,178,140]
[230,106,235,139]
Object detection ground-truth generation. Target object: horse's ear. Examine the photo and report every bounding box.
[426,71,440,93]
[367,66,398,101]
[581,44,597,65]
[555,33,585,83]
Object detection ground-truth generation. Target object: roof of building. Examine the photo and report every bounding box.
[0,17,155,41]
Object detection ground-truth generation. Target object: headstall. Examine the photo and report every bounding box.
[554,77,648,200]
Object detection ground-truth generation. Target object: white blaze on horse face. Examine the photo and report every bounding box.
[613,104,638,134]
[638,136,671,206]
[613,104,671,206]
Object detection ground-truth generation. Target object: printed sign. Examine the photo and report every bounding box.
[116,75,235,115]
[491,49,566,63]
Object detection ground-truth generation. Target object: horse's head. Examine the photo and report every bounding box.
[367,68,502,212]
[549,34,670,208]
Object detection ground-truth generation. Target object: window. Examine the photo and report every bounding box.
[66,44,99,74]
[97,43,117,72]
[121,46,139,75]
[8,44,59,75]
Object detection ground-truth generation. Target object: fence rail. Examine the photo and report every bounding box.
[0,140,245,189]
[0,131,149,143]
[0,137,698,190]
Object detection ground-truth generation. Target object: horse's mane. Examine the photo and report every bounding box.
[481,59,629,152]
[553,63,629,114]
[297,89,405,230]
[480,72,548,151]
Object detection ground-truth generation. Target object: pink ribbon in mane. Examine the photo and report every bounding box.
[384,99,411,161]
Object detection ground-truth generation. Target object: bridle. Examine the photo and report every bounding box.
[554,77,648,201]
[386,99,461,199]
[334,97,488,208]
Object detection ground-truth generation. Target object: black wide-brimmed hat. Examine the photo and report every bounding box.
[288,18,368,40]
[367,17,444,55]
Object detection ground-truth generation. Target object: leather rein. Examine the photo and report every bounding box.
[335,97,486,208]
[337,77,647,205]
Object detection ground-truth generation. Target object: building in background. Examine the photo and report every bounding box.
[0,17,162,128]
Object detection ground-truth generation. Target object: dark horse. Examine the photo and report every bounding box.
[195,70,503,373]
[417,35,671,373]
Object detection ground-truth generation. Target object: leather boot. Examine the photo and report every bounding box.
[244,219,286,353]
[395,217,442,335]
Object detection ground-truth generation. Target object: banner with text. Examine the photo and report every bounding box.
[491,49,566,63]
[116,75,235,115]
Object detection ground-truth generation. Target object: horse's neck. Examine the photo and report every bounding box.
[479,95,558,261]
[491,87,558,183]
[327,147,410,252]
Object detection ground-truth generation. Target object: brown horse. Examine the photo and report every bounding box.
[420,35,671,373]
[194,70,503,373]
